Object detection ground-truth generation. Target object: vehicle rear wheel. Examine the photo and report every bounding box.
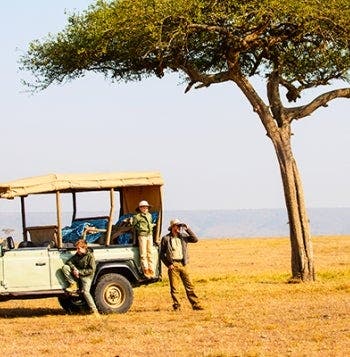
[94,273,133,314]
[58,294,89,314]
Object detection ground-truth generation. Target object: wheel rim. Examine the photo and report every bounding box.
[104,283,125,308]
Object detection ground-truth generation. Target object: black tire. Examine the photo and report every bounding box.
[57,294,90,314]
[94,273,134,314]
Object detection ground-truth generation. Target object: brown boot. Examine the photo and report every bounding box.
[143,269,152,279]
[65,282,78,293]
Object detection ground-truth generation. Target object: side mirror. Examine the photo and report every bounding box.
[1,236,15,251]
[6,236,15,250]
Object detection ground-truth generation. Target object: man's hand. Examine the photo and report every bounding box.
[73,267,79,278]
[168,264,175,270]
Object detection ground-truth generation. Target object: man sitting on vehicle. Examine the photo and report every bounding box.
[61,239,100,317]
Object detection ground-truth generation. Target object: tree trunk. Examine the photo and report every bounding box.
[269,125,315,281]
[229,71,315,281]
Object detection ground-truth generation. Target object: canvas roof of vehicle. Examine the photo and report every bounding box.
[0,172,163,199]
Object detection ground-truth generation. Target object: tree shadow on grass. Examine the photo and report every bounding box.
[0,307,66,318]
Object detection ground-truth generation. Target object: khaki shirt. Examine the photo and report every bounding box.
[171,236,183,260]
[132,212,154,236]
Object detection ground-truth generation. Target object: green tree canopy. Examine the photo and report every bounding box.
[22,0,350,100]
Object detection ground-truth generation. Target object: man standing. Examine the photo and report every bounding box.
[61,239,100,317]
[132,200,155,279]
[160,219,204,311]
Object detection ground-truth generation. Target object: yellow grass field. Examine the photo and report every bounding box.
[0,235,349,357]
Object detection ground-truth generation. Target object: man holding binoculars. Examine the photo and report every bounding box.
[160,219,204,311]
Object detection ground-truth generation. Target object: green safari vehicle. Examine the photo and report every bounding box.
[0,171,163,314]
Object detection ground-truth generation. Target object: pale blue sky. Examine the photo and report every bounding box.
[1,1,349,211]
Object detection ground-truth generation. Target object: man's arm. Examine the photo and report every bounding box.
[78,254,96,277]
[160,236,172,268]
[66,255,76,270]
[182,226,198,243]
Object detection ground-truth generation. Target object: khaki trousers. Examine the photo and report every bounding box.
[62,264,98,312]
[168,262,200,309]
[138,234,154,272]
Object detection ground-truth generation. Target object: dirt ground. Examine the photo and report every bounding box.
[0,235,349,356]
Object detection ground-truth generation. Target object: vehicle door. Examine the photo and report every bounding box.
[2,247,50,291]
[48,248,75,289]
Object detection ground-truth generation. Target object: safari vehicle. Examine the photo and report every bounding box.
[0,172,163,314]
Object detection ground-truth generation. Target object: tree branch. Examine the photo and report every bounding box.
[279,78,301,102]
[187,23,233,38]
[187,19,289,52]
[267,69,285,126]
[286,88,350,120]
[180,63,231,92]
[230,71,277,136]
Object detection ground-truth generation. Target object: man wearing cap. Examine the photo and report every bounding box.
[160,219,204,311]
[132,200,155,279]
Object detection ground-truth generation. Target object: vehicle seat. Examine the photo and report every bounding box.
[26,225,58,247]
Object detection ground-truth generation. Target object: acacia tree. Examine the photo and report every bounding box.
[21,0,350,281]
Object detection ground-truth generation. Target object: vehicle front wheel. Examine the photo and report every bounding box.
[94,273,134,314]
[58,294,89,314]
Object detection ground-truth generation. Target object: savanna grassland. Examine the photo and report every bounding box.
[0,236,349,357]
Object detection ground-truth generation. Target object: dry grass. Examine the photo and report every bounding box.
[0,235,349,357]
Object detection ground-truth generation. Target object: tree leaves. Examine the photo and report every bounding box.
[20,0,350,94]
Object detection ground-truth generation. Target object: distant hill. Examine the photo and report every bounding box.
[1,208,350,240]
[163,208,350,238]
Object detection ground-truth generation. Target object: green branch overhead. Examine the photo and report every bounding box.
[21,0,350,99]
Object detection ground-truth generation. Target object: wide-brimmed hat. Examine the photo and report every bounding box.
[136,200,151,211]
[138,200,151,207]
[168,218,183,230]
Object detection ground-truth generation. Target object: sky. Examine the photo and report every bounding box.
[1,1,349,212]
